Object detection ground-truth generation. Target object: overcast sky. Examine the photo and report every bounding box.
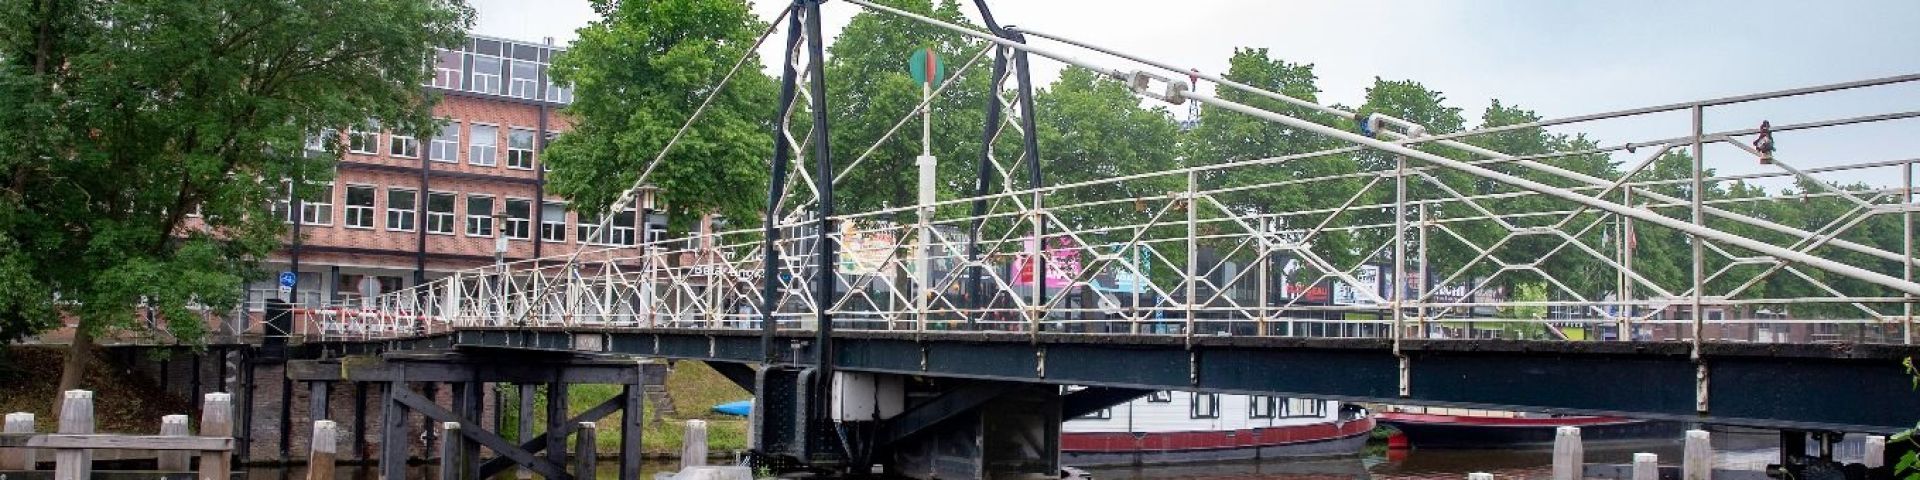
[468,0,1920,188]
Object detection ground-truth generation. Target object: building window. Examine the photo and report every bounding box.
[305,129,337,153]
[469,55,502,94]
[431,50,462,89]
[386,188,417,232]
[1189,393,1219,419]
[1249,396,1275,419]
[578,202,637,246]
[546,81,573,103]
[347,122,379,154]
[430,121,459,163]
[466,195,495,237]
[1147,391,1172,403]
[468,124,498,166]
[1279,398,1325,418]
[541,202,567,242]
[344,185,375,229]
[337,274,405,306]
[578,210,602,245]
[508,61,540,99]
[390,130,420,158]
[1078,408,1111,420]
[505,199,532,240]
[507,128,536,170]
[426,192,456,234]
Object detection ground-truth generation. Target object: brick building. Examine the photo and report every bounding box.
[245,34,658,324]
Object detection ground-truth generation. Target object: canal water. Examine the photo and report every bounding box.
[244,428,1820,479]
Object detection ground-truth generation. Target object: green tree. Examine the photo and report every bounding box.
[0,0,471,406]
[544,0,777,231]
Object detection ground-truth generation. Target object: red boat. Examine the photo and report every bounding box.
[1061,391,1373,466]
[1376,408,1683,449]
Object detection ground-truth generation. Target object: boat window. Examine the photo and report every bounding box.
[1147,391,1171,403]
[1249,396,1275,419]
[1189,393,1219,419]
[1078,408,1111,420]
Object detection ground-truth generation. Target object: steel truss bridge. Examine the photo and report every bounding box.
[278,0,1920,476]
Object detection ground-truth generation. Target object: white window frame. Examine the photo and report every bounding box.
[430,120,460,163]
[431,49,462,89]
[508,61,540,99]
[386,188,418,232]
[540,202,568,242]
[469,54,502,94]
[504,198,533,240]
[467,123,498,167]
[578,210,603,245]
[343,184,376,229]
[299,182,334,226]
[347,122,379,154]
[426,191,457,235]
[389,131,420,158]
[545,81,572,103]
[306,129,338,153]
[465,194,495,237]
[506,128,536,170]
[1189,393,1220,419]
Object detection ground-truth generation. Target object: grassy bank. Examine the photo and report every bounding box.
[501,360,751,456]
[0,345,192,434]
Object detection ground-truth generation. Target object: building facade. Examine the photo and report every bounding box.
[241,34,652,328]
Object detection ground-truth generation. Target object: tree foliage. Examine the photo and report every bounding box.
[544,0,777,232]
[0,0,472,343]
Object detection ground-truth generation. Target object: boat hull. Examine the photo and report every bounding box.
[1378,413,1684,449]
[1061,417,1373,467]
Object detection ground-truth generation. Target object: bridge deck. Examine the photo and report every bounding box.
[311,327,1920,434]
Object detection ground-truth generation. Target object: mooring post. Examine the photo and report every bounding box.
[199,392,234,480]
[53,390,93,480]
[1683,429,1711,480]
[681,419,708,470]
[308,420,337,480]
[310,381,331,422]
[516,383,535,480]
[158,414,192,471]
[574,422,597,480]
[461,382,483,480]
[439,422,461,480]
[1553,426,1582,480]
[1,412,35,470]
[1633,453,1658,480]
[1866,435,1887,469]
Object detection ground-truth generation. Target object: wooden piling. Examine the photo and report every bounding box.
[1,412,35,470]
[439,422,461,480]
[308,420,338,480]
[198,392,234,480]
[1683,429,1710,480]
[158,414,191,471]
[54,390,93,480]
[681,419,708,470]
[516,384,534,480]
[574,422,597,480]
[1866,435,1886,469]
[1632,453,1658,480]
[1553,426,1582,480]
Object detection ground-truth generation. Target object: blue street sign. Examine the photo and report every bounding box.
[279,272,297,288]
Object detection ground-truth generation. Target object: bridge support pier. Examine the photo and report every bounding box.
[287,352,663,480]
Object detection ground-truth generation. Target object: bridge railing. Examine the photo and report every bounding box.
[319,10,1920,346]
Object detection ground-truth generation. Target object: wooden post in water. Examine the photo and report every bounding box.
[158,414,192,471]
[681,419,708,470]
[1,412,35,470]
[54,390,93,480]
[1553,426,1582,480]
[308,420,338,480]
[1632,453,1658,480]
[199,392,234,480]
[575,422,597,480]
[1683,429,1711,480]
[439,422,461,480]
[1866,435,1887,469]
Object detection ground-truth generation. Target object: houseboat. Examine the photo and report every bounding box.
[1061,391,1373,466]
